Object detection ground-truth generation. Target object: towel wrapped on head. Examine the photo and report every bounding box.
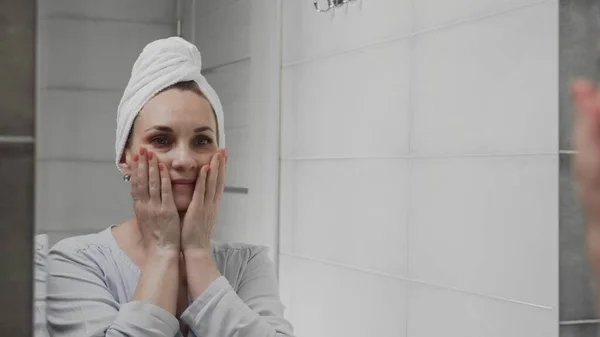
[114,36,225,169]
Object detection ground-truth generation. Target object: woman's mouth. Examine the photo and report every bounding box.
[172,180,196,188]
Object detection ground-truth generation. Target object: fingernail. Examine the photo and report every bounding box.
[158,162,164,171]
[139,147,146,156]
[147,151,153,160]
[133,154,139,162]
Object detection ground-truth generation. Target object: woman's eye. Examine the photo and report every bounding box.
[195,137,213,146]
[151,136,170,146]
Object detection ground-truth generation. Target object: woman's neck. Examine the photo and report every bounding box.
[112,214,187,268]
[112,217,147,269]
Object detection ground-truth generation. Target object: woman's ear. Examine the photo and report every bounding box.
[118,151,131,177]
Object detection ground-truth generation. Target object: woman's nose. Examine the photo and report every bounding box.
[170,146,197,171]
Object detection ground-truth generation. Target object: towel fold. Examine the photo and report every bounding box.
[115,36,225,169]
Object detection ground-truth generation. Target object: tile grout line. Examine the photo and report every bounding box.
[279,251,553,310]
[202,57,251,74]
[194,0,244,21]
[38,15,173,26]
[282,152,559,161]
[40,86,123,93]
[276,0,293,323]
[405,0,417,332]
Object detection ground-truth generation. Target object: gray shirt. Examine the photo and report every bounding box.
[35,234,49,337]
[46,226,294,337]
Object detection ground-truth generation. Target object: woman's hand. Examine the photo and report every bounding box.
[130,147,181,254]
[571,79,600,282]
[181,149,227,253]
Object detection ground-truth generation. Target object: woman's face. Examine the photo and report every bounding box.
[122,88,218,212]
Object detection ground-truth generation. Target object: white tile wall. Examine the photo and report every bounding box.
[413,0,544,31]
[44,230,96,247]
[204,60,251,129]
[193,0,240,19]
[407,285,554,337]
[38,0,175,23]
[279,254,407,337]
[218,127,251,187]
[193,0,250,70]
[35,1,175,239]
[213,192,251,243]
[38,19,173,90]
[409,156,558,306]
[36,161,131,233]
[37,89,120,161]
[279,159,409,276]
[282,0,412,65]
[411,2,558,155]
[280,0,558,336]
[281,40,411,159]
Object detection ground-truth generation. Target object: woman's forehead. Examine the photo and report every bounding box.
[136,89,216,128]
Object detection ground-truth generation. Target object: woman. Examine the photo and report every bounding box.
[46,37,294,337]
[571,78,600,316]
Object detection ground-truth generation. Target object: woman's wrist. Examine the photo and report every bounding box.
[183,247,219,274]
[183,246,212,259]
[181,236,212,253]
[148,246,180,259]
[183,248,221,300]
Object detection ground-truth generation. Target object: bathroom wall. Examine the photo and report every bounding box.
[0,2,36,336]
[35,0,175,245]
[278,1,558,337]
[560,0,600,336]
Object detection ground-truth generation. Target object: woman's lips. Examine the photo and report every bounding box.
[172,180,196,188]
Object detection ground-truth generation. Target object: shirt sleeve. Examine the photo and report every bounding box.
[180,247,295,337]
[46,240,180,337]
[34,235,49,337]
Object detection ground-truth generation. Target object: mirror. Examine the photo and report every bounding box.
[0,0,569,336]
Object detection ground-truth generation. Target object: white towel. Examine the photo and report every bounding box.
[115,36,225,169]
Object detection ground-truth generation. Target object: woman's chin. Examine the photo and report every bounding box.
[174,196,192,212]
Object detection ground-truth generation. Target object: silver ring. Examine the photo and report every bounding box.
[123,174,131,182]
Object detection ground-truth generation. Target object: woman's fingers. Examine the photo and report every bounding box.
[159,162,175,207]
[215,151,227,203]
[204,152,221,203]
[573,80,599,134]
[192,164,209,207]
[573,84,600,179]
[136,147,149,201]
[130,152,140,201]
[148,151,161,204]
[572,80,600,224]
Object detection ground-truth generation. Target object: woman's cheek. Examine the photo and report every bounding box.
[154,152,169,165]
[197,152,214,167]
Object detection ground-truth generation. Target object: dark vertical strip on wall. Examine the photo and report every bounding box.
[0,1,36,336]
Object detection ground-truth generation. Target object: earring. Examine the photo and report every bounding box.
[123,174,131,182]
